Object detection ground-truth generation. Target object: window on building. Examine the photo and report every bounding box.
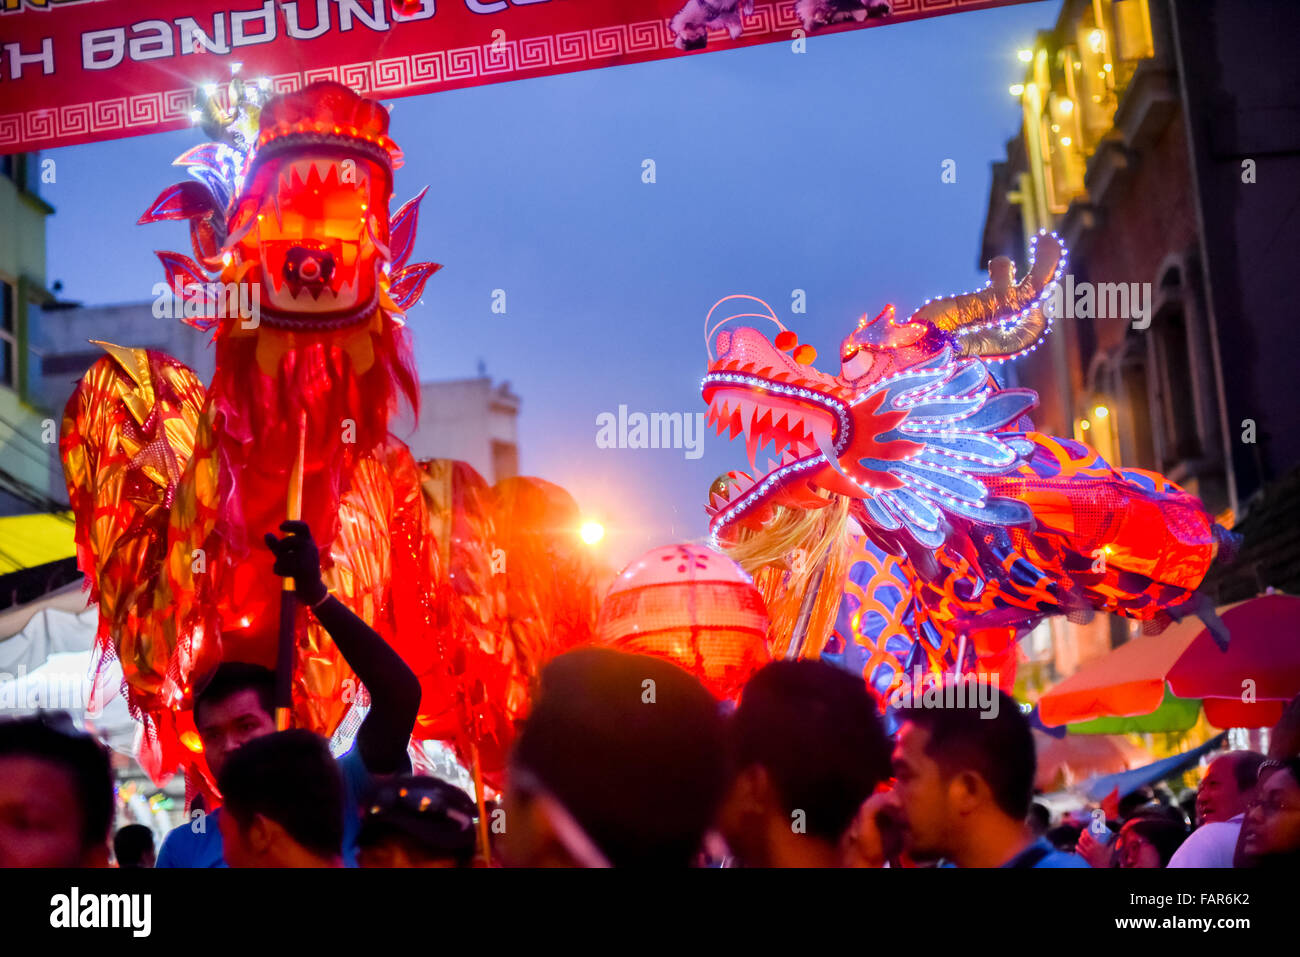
[1120,336,1157,468]
[1154,306,1201,468]
[1043,101,1084,208]
[491,440,518,483]
[1,280,17,389]
[1074,9,1118,134]
[1073,281,1098,372]
[1112,0,1155,63]
[1,154,41,197]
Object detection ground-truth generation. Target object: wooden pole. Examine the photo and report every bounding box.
[469,740,492,866]
[275,410,308,731]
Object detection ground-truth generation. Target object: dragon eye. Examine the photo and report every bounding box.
[842,343,861,362]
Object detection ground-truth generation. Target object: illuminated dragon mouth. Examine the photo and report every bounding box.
[702,366,852,539]
[235,155,385,325]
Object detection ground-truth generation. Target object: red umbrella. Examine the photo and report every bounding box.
[1167,593,1300,700]
[1038,593,1299,729]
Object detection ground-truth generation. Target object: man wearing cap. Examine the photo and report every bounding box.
[357,776,479,868]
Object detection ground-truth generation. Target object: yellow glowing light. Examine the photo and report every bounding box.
[1060,136,1073,146]
[580,521,605,545]
[1094,405,1110,419]
[180,731,204,753]
[1103,63,1113,72]
[1080,420,1091,431]
[1058,98,1074,114]
[1009,83,1025,96]
[1088,29,1104,53]
[1017,49,1033,63]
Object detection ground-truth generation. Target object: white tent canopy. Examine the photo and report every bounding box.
[0,581,139,756]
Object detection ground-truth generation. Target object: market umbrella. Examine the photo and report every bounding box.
[1038,594,1300,729]
[1166,593,1300,701]
[1065,687,1204,734]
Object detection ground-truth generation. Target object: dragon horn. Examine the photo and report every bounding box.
[907,232,1066,360]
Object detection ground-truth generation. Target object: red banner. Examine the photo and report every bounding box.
[0,0,1033,154]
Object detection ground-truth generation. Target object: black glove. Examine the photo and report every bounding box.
[264,520,329,606]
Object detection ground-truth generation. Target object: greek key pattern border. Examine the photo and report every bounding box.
[0,0,979,150]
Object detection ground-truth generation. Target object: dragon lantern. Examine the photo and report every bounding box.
[61,79,592,785]
[702,233,1234,704]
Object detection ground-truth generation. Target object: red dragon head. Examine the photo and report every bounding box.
[229,86,394,325]
[140,80,444,519]
[702,233,1066,548]
[140,78,440,384]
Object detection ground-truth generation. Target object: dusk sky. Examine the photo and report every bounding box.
[42,1,1061,569]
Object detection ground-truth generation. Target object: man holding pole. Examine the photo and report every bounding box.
[156,521,423,867]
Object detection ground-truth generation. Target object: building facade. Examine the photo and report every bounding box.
[980,0,1300,682]
[0,153,59,517]
[30,300,217,416]
[393,376,521,484]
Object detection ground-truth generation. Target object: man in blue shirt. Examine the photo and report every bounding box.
[156,521,422,867]
[886,683,1089,869]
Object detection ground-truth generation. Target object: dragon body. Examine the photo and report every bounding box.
[702,233,1229,700]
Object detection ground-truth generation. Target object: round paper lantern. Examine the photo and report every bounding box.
[596,543,771,700]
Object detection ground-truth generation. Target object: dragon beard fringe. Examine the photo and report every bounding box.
[719,493,854,660]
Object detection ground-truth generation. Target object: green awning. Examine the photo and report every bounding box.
[1065,686,1203,734]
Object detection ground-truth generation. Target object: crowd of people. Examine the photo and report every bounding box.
[2,523,1298,869]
